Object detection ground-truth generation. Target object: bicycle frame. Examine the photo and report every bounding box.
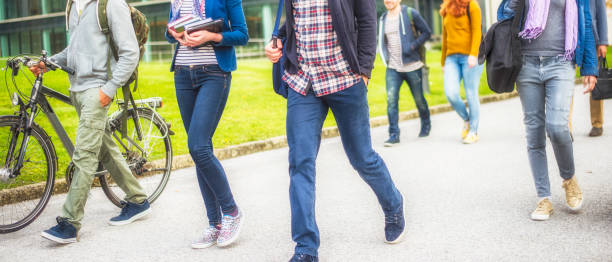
[6,72,75,178]
[6,72,155,180]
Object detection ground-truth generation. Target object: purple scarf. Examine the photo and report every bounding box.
[518,0,578,60]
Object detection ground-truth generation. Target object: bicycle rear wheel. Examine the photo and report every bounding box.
[0,115,56,234]
[99,108,172,207]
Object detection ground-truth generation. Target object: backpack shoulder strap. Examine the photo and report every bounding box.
[97,0,119,61]
[98,0,110,34]
[65,0,74,30]
[406,6,413,23]
[405,6,417,37]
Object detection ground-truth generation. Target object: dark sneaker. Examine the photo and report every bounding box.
[289,253,319,262]
[419,122,431,137]
[589,127,603,137]
[41,217,77,244]
[384,195,405,244]
[217,208,244,247]
[109,200,151,226]
[384,135,400,147]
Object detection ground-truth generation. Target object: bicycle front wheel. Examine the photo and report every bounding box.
[0,115,56,234]
[100,108,172,207]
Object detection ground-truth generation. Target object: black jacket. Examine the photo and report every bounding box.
[278,0,378,78]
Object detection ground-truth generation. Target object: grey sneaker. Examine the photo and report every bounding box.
[191,226,220,249]
[217,209,244,247]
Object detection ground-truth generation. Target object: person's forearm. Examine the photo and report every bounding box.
[354,0,377,78]
[103,0,140,98]
[50,48,69,68]
[214,0,249,47]
[414,12,432,48]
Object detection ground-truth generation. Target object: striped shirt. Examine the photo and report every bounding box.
[175,0,217,66]
[385,14,423,72]
[282,0,361,97]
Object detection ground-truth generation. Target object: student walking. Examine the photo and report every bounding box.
[379,0,433,146]
[265,0,405,261]
[440,0,484,144]
[31,0,150,244]
[586,0,608,137]
[165,0,248,248]
[507,0,598,220]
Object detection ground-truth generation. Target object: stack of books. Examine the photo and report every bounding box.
[168,15,214,33]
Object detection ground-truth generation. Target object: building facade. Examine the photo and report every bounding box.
[0,0,498,59]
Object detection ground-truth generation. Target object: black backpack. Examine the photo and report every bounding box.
[477,0,525,93]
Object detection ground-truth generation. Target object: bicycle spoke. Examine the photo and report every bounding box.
[0,117,54,232]
[101,108,171,207]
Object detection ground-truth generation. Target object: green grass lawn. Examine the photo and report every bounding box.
[0,51,492,188]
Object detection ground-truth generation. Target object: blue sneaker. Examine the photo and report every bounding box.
[384,194,405,244]
[384,134,400,147]
[109,200,151,226]
[41,217,77,244]
[289,253,319,262]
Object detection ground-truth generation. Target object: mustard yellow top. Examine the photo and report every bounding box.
[441,0,482,66]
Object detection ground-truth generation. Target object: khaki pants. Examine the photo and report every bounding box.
[62,88,147,230]
[590,94,604,128]
[568,94,604,131]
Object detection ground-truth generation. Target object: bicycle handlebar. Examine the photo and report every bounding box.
[45,59,75,76]
[6,51,75,76]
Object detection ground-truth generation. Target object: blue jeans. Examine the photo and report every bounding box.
[443,54,484,133]
[386,68,431,136]
[286,81,403,257]
[516,56,575,198]
[174,65,237,226]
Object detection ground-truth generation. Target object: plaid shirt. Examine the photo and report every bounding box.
[282,0,362,97]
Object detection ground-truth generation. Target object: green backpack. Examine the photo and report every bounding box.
[66,0,149,137]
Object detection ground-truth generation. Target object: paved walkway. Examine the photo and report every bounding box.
[1,88,611,261]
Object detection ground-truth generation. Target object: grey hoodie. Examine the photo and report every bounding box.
[51,0,139,99]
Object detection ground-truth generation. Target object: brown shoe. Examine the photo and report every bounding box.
[562,176,583,211]
[531,198,553,221]
[588,127,603,137]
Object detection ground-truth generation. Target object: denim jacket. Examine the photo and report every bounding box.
[165,0,249,72]
[378,5,432,67]
[497,0,598,76]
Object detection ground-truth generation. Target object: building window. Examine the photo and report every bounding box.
[50,0,67,13]
[20,31,31,54]
[28,0,43,16]
[50,27,66,54]
[243,4,264,40]
[31,30,42,54]
[9,33,19,56]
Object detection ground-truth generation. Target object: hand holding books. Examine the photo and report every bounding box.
[168,16,224,48]
[184,30,222,47]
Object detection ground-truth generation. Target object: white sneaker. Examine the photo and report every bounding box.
[217,209,244,247]
[191,226,220,249]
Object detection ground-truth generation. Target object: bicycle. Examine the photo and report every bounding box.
[0,50,174,233]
